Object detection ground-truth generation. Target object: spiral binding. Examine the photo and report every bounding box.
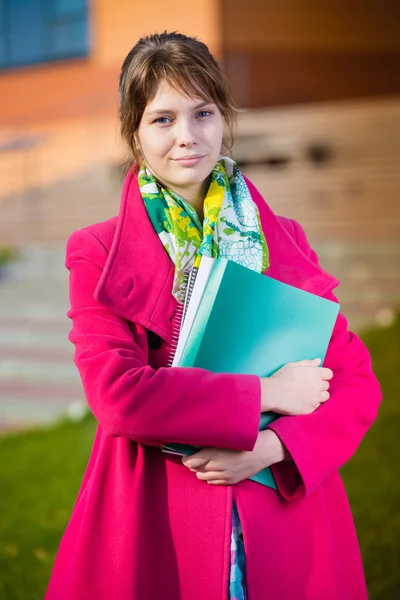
[182,266,199,326]
[165,266,199,367]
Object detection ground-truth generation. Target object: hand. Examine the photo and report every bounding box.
[181,430,288,485]
[260,358,333,416]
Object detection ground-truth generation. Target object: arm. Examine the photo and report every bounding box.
[268,220,382,499]
[66,229,261,449]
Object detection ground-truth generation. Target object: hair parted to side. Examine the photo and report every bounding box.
[118,31,237,170]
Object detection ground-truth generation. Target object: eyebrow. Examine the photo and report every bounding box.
[145,101,214,117]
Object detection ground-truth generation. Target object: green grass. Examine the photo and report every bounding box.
[340,314,400,598]
[0,316,399,599]
[0,416,96,600]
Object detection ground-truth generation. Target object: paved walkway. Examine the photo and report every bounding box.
[0,246,86,434]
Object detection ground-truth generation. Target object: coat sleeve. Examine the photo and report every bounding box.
[65,228,261,449]
[268,219,382,500]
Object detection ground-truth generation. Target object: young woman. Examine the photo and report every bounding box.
[46,32,381,600]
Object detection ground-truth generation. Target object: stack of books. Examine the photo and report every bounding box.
[162,256,340,489]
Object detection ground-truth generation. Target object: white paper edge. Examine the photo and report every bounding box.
[172,256,216,367]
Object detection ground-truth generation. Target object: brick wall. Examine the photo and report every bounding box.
[221,0,400,106]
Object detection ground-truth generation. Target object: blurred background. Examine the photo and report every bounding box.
[0,1,399,598]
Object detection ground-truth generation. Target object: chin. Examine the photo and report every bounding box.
[170,163,214,185]
[175,173,207,186]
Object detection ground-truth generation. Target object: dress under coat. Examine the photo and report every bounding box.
[45,167,382,600]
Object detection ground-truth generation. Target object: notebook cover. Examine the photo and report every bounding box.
[167,258,340,489]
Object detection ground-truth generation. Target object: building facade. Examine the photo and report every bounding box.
[0,1,399,331]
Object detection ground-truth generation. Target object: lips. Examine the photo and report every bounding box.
[174,155,204,167]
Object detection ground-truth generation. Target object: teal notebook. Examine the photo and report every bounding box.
[164,257,340,489]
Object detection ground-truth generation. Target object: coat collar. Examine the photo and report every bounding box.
[94,167,338,345]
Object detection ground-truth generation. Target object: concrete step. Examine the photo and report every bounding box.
[0,261,86,432]
[0,243,67,281]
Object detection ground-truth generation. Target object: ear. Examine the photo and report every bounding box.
[221,137,231,157]
[132,133,143,160]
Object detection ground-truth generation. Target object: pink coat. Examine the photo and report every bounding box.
[46,167,382,600]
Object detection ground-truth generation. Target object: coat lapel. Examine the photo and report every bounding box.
[94,169,338,345]
[94,167,177,344]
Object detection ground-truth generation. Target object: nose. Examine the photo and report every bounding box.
[175,118,197,147]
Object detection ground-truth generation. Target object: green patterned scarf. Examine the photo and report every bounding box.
[139,156,269,302]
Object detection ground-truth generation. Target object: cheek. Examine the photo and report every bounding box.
[139,125,170,153]
[204,121,224,151]
[146,132,163,153]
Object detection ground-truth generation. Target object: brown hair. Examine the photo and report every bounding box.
[118,31,237,169]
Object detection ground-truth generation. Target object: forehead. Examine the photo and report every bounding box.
[144,79,213,111]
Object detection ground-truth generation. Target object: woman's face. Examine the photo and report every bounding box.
[137,80,225,202]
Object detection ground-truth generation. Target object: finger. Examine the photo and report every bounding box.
[183,457,209,469]
[320,368,334,380]
[182,451,211,469]
[321,380,330,391]
[294,358,321,366]
[207,480,229,486]
[196,470,224,481]
[197,460,219,472]
[319,391,330,402]
[190,464,209,473]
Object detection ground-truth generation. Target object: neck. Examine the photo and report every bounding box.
[159,176,210,223]
[179,182,208,222]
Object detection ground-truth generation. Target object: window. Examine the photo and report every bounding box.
[0,0,89,70]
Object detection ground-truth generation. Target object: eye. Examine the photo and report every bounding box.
[196,110,212,119]
[153,116,172,125]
